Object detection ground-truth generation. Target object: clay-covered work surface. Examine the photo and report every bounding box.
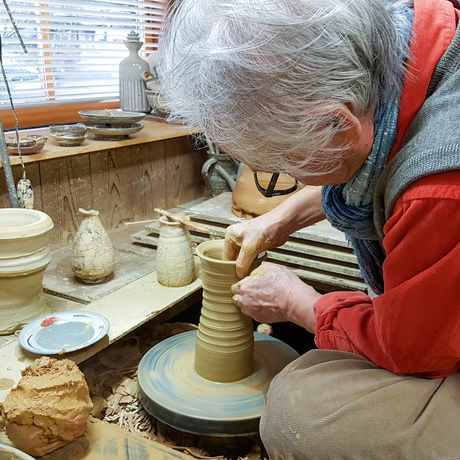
[43,246,156,304]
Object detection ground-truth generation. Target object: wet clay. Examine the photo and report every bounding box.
[195,240,260,383]
[231,165,300,218]
[0,209,54,335]
[2,356,93,457]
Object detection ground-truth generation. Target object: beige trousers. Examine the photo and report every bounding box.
[260,350,460,460]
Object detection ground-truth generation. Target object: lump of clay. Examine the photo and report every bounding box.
[2,356,93,457]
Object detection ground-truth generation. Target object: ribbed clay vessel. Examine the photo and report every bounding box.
[0,208,54,334]
[71,209,114,283]
[156,216,195,287]
[195,239,257,383]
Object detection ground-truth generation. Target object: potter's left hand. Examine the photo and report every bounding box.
[231,263,322,333]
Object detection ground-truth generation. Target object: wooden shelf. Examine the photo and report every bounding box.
[1,117,196,168]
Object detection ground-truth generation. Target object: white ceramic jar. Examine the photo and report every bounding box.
[156,216,195,287]
[0,208,54,334]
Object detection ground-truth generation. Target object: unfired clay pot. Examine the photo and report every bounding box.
[0,208,54,334]
[156,216,195,287]
[195,239,256,383]
[71,209,114,283]
[232,165,300,219]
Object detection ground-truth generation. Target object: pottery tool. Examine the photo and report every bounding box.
[154,208,210,233]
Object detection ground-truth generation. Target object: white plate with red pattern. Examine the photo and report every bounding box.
[19,311,110,355]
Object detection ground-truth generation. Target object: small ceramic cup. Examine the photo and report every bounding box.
[49,123,87,146]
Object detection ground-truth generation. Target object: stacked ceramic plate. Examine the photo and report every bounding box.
[79,109,146,140]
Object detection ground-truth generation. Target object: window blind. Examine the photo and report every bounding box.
[0,0,167,109]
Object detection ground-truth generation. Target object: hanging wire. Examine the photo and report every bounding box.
[1,0,27,53]
[0,0,33,208]
[0,34,28,174]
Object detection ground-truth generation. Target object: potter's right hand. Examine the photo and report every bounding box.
[223,213,291,279]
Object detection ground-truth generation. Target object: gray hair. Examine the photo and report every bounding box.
[159,0,413,176]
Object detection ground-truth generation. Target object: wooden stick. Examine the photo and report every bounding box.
[154,208,210,233]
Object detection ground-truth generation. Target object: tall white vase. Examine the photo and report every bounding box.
[156,216,195,287]
[71,209,114,284]
[119,30,150,113]
[0,209,54,334]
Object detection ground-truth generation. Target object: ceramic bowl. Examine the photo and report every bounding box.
[145,90,169,118]
[6,134,47,155]
[49,123,87,146]
[0,443,35,460]
[78,109,146,126]
[87,123,144,140]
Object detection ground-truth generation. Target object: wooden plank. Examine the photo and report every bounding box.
[39,154,92,249]
[168,137,207,208]
[42,418,194,460]
[89,147,130,230]
[43,247,157,304]
[128,143,150,221]
[185,192,352,248]
[265,251,362,278]
[2,135,206,255]
[151,140,168,211]
[0,418,193,460]
[290,267,367,291]
[165,140,183,208]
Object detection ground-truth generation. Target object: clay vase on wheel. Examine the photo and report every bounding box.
[0,208,54,334]
[195,239,262,383]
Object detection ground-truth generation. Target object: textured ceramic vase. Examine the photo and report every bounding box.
[119,30,150,113]
[194,239,256,383]
[71,209,114,284]
[0,209,54,334]
[156,216,195,287]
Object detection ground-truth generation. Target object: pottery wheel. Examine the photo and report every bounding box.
[137,330,299,436]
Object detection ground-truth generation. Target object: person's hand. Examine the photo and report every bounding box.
[224,213,291,279]
[231,263,321,333]
[223,185,325,279]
